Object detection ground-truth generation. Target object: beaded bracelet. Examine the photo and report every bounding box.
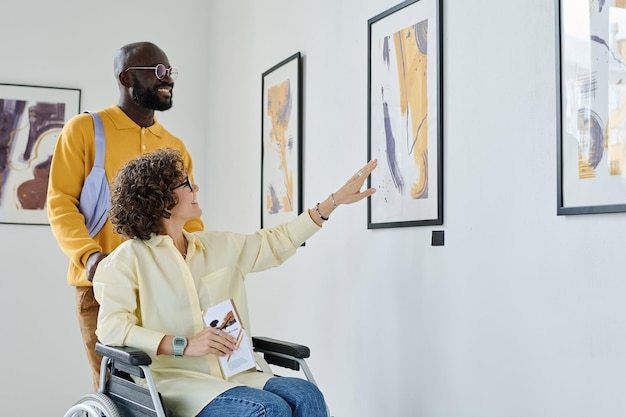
[315,202,329,221]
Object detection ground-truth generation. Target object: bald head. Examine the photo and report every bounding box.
[113,42,170,79]
[114,41,175,125]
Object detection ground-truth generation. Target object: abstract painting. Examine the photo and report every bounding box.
[557,0,626,214]
[367,0,443,228]
[0,84,80,225]
[261,52,303,229]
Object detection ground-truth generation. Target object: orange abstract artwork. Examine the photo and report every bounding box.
[265,79,294,214]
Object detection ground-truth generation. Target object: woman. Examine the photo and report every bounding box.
[93,148,377,417]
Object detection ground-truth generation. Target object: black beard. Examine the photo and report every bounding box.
[131,78,173,111]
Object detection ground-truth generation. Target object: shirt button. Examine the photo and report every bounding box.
[142,145,147,151]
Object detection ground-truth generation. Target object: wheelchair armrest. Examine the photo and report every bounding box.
[96,342,152,378]
[95,342,152,366]
[252,336,311,372]
[252,336,310,359]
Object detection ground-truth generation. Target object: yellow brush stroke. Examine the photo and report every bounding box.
[393,24,428,199]
[266,80,294,212]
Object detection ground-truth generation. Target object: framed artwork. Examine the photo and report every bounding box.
[367,0,443,229]
[261,52,303,229]
[0,83,81,225]
[557,1,626,215]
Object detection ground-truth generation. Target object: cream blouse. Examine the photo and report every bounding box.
[93,212,320,416]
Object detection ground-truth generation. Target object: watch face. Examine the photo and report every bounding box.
[174,339,184,346]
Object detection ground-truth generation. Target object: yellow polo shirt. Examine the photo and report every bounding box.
[47,105,203,286]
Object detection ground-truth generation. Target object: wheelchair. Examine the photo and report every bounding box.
[63,336,325,417]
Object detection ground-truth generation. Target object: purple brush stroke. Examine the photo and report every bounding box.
[407,113,428,155]
[380,34,405,193]
[579,108,604,169]
[0,99,26,204]
[269,80,292,125]
[383,36,391,69]
[382,87,404,193]
[267,184,283,214]
[590,35,623,65]
[416,21,428,54]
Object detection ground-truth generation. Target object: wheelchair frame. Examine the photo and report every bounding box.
[63,336,324,417]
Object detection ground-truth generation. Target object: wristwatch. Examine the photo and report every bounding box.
[172,335,187,358]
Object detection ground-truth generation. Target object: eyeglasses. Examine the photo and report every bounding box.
[174,176,193,192]
[123,63,178,80]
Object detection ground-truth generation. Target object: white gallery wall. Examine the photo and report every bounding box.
[2,0,626,416]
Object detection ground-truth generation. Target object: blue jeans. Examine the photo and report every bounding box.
[195,377,328,417]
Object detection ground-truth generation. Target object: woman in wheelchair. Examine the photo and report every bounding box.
[92,148,377,417]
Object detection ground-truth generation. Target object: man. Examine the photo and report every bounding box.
[47,41,204,389]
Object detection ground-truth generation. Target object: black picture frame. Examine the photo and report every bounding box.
[367,0,443,229]
[556,1,626,215]
[260,52,303,229]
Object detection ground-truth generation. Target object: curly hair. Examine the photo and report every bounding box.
[109,148,187,240]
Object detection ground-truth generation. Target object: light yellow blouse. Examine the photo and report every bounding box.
[93,212,320,416]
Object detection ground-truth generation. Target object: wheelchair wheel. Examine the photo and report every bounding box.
[66,392,122,417]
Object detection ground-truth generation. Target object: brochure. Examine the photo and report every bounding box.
[202,299,256,378]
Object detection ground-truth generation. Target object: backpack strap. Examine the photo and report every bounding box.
[86,111,105,168]
[78,111,110,238]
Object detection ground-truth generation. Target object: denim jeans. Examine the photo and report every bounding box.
[195,377,328,417]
